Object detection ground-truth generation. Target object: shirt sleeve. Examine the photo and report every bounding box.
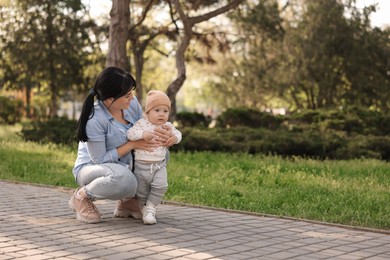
[86,140,119,164]
[85,116,105,142]
[85,113,119,163]
[127,119,146,141]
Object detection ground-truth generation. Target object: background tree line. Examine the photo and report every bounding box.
[1,0,388,120]
[1,0,389,160]
[208,0,389,113]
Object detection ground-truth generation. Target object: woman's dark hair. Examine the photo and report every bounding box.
[76,67,136,142]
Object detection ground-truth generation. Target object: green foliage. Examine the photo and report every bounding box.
[176,127,334,158]
[175,111,211,128]
[173,107,390,160]
[216,107,284,129]
[208,1,285,111]
[15,106,390,161]
[20,117,78,146]
[208,0,390,112]
[0,0,98,117]
[173,128,230,152]
[290,110,328,124]
[0,96,23,124]
[335,135,390,160]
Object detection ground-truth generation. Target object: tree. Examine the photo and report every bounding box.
[167,0,245,120]
[281,0,390,111]
[282,0,351,109]
[128,0,171,101]
[208,0,390,112]
[203,0,286,110]
[342,4,390,111]
[106,0,130,70]
[105,0,244,117]
[0,0,93,118]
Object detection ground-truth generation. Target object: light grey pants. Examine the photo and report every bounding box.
[76,163,137,201]
[134,160,168,207]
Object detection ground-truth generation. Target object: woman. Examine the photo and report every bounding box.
[69,67,171,223]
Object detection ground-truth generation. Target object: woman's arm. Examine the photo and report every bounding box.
[87,141,118,164]
[88,138,160,163]
[116,139,159,158]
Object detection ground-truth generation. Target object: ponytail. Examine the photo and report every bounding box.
[76,93,95,142]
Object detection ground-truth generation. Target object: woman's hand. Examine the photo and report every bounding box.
[153,125,172,145]
[117,139,158,156]
[164,136,178,147]
[142,131,154,141]
[132,139,159,152]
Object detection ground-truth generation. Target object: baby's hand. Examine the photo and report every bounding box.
[142,131,154,141]
[154,125,172,143]
[161,124,170,130]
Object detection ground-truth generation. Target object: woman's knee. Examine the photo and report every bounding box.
[120,171,137,188]
[113,167,138,198]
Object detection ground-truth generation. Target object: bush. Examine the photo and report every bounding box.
[363,135,390,160]
[325,115,365,134]
[173,126,390,160]
[376,114,390,135]
[17,105,389,161]
[290,110,327,124]
[334,135,380,160]
[216,107,284,129]
[176,111,211,128]
[20,117,78,145]
[0,96,23,124]
[175,127,349,159]
[173,128,228,152]
[337,107,389,135]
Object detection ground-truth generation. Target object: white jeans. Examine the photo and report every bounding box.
[76,163,137,201]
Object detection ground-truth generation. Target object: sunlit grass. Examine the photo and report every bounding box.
[1,124,389,229]
[166,152,390,229]
[0,125,76,187]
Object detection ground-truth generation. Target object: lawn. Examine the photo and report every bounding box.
[1,124,389,230]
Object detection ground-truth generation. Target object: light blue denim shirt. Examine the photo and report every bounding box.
[72,97,143,178]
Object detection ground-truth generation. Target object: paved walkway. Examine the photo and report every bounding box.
[0,181,389,260]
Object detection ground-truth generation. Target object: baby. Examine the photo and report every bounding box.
[127,90,182,224]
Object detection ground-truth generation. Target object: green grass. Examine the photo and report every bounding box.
[166,152,390,229]
[1,124,389,230]
[0,125,76,187]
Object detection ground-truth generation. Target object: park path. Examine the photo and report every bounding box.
[0,180,389,260]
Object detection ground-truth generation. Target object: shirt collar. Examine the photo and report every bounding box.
[123,107,132,123]
[97,100,114,121]
[97,99,135,125]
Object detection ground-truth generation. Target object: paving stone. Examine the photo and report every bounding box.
[0,180,389,260]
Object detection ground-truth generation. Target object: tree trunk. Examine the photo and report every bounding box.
[25,85,31,118]
[49,57,57,118]
[49,82,57,118]
[46,3,57,118]
[106,0,130,71]
[167,0,244,121]
[132,45,145,102]
[167,26,191,121]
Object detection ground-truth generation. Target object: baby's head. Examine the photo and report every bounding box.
[145,90,171,124]
[145,90,171,113]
